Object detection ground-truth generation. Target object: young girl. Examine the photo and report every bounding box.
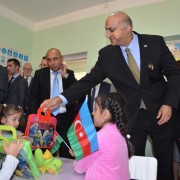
[0,104,25,138]
[70,92,134,180]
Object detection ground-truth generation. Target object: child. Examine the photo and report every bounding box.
[70,92,134,180]
[0,140,24,180]
[0,104,25,138]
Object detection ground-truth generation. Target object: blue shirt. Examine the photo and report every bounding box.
[120,33,141,70]
[11,73,20,83]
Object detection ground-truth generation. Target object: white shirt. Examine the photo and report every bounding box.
[24,75,32,87]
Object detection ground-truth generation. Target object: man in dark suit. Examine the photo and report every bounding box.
[88,81,116,113]
[41,12,180,179]
[0,65,8,103]
[22,62,34,114]
[5,59,28,109]
[29,48,79,158]
[173,61,180,179]
[22,62,33,87]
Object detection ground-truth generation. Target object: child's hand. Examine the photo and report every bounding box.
[17,133,27,140]
[69,149,75,157]
[2,140,24,157]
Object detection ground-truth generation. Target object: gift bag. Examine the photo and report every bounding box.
[25,107,57,149]
[0,125,40,179]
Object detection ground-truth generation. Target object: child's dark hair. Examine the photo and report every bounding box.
[0,104,24,123]
[95,92,134,158]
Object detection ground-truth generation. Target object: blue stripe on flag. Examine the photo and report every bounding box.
[79,100,99,153]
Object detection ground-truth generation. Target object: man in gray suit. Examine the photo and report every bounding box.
[0,65,8,103]
[5,59,28,110]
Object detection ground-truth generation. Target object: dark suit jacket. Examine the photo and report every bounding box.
[5,74,28,108]
[88,81,112,113]
[29,67,77,114]
[0,65,8,103]
[27,76,34,100]
[62,32,180,129]
[29,67,83,158]
[24,76,34,113]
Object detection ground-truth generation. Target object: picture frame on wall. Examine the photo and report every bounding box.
[164,35,180,61]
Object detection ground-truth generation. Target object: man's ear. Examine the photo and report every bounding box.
[1,117,6,124]
[125,24,132,33]
[61,55,64,62]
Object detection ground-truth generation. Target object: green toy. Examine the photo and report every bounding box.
[0,125,40,179]
[34,148,63,175]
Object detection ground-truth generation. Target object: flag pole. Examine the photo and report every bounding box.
[59,135,71,150]
[85,94,88,102]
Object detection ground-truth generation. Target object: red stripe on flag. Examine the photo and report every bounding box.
[73,113,91,157]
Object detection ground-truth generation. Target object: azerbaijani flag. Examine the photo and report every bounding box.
[67,100,99,160]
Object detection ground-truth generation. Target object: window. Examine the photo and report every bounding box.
[64,52,87,80]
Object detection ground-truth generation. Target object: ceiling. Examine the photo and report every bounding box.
[0,0,165,31]
[0,0,116,23]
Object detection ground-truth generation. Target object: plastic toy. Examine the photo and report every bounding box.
[34,148,62,175]
[0,125,40,179]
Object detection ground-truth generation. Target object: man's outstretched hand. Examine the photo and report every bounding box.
[40,96,62,112]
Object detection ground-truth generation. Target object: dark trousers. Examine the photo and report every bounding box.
[130,109,174,180]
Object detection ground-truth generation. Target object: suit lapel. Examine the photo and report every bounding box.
[62,76,66,90]
[62,71,70,90]
[113,46,139,85]
[43,68,51,98]
[8,75,20,90]
[138,34,151,86]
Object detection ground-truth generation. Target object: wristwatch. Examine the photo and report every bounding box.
[63,73,69,79]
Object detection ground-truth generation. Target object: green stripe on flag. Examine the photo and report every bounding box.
[50,135,63,154]
[68,124,83,160]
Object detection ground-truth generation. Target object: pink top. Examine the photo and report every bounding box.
[74,123,130,180]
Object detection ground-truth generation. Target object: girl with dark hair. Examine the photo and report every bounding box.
[0,104,25,138]
[70,92,134,180]
[0,104,25,179]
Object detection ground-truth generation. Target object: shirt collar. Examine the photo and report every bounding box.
[13,73,20,79]
[50,70,60,74]
[120,33,138,52]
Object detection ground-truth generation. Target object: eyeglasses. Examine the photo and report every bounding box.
[23,68,32,71]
